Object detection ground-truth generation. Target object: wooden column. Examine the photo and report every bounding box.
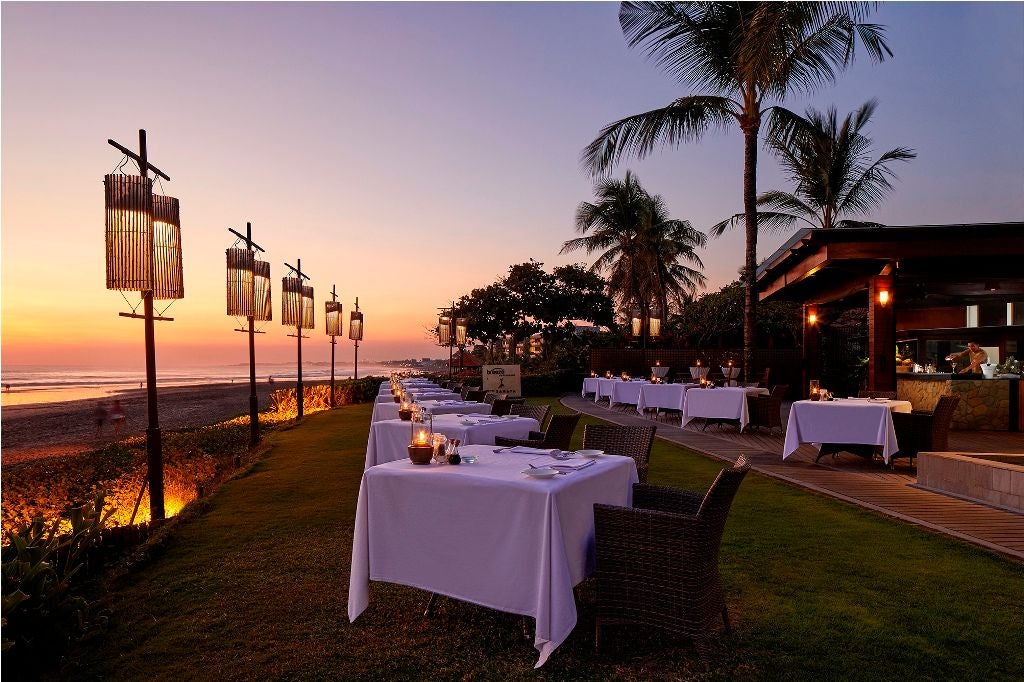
[802,304,821,398]
[868,274,896,391]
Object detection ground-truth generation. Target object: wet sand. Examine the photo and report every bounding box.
[1,382,283,468]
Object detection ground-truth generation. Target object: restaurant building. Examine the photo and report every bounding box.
[756,222,1024,431]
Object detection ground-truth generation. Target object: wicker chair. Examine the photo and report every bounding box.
[891,394,960,465]
[464,389,486,403]
[746,384,788,433]
[858,390,898,400]
[593,456,751,650]
[508,403,551,430]
[459,385,470,400]
[491,397,525,416]
[483,391,506,405]
[583,424,657,485]
[494,412,581,451]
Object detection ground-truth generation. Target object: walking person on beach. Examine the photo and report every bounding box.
[109,400,126,436]
[93,401,108,437]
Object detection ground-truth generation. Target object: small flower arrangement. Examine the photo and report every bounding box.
[995,355,1020,376]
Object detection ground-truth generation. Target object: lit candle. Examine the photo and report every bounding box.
[656,360,660,367]
[415,429,428,445]
[728,360,733,368]
[697,359,701,367]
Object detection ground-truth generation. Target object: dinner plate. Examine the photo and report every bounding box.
[576,449,604,458]
[522,467,558,479]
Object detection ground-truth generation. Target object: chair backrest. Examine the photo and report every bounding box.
[768,384,788,406]
[543,413,582,450]
[759,367,771,387]
[929,394,960,450]
[695,456,751,556]
[858,390,898,400]
[583,424,657,484]
[483,391,505,405]
[465,389,486,403]
[491,397,525,416]
[509,403,551,429]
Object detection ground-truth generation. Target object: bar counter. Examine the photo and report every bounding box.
[896,373,1021,431]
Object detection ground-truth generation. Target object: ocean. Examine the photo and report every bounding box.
[0,361,406,407]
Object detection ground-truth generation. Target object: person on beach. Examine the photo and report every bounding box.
[109,400,126,435]
[94,401,108,437]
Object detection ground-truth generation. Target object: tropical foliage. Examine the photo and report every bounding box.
[711,100,916,234]
[582,1,891,380]
[561,170,706,321]
[669,280,801,348]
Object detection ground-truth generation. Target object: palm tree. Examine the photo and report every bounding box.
[582,2,891,381]
[561,171,706,337]
[711,99,916,234]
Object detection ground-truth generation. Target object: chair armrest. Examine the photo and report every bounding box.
[632,484,702,515]
[493,435,543,448]
[527,430,545,440]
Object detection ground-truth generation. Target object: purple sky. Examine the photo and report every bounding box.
[2,2,1022,367]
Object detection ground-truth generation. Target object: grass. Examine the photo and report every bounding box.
[58,398,1024,681]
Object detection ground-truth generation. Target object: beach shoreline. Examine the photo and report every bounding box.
[0,380,344,469]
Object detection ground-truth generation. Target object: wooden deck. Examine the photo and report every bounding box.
[564,395,1024,561]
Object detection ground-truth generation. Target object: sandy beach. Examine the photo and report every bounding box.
[1,382,286,468]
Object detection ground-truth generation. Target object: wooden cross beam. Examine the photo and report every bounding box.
[284,258,310,281]
[228,222,265,254]
[108,133,170,182]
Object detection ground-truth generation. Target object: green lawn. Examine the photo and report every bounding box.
[61,398,1024,680]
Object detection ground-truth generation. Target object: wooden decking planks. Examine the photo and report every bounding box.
[564,394,1024,561]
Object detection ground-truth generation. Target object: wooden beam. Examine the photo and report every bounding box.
[759,245,829,300]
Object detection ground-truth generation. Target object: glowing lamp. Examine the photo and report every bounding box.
[253,260,272,321]
[631,311,642,337]
[226,247,255,317]
[808,312,818,325]
[282,277,314,329]
[349,310,364,341]
[325,300,343,337]
[878,290,890,307]
[455,317,468,346]
[151,195,183,299]
[648,306,661,338]
[438,314,452,346]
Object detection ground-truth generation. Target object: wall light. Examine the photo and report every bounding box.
[878,289,890,307]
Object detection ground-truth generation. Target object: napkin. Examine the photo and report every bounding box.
[508,446,559,456]
[550,460,596,472]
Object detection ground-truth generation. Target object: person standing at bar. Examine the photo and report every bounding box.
[947,342,988,375]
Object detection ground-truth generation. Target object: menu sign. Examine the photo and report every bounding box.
[482,364,522,396]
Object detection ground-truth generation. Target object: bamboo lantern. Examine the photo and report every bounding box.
[104,174,153,292]
[325,300,343,337]
[151,195,183,299]
[438,314,452,346]
[282,276,304,327]
[226,247,255,317]
[253,260,272,322]
[349,310,364,341]
[630,309,642,337]
[301,285,315,330]
[648,306,662,338]
[455,318,468,346]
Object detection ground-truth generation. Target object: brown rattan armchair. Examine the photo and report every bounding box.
[858,390,898,400]
[508,403,551,429]
[891,394,960,466]
[491,397,525,416]
[583,424,656,484]
[483,391,505,405]
[746,384,788,433]
[464,388,486,403]
[493,412,581,451]
[593,456,751,650]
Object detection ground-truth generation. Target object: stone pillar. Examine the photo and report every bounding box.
[868,274,896,391]
[802,304,822,398]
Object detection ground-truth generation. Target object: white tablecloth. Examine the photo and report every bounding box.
[375,393,399,404]
[349,444,638,668]
[721,367,741,386]
[417,400,492,416]
[364,414,540,469]
[594,378,621,402]
[410,390,461,402]
[636,383,695,414]
[681,386,768,430]
[609,380,648,407]
[783,399,913,463]
[582,377,601,396]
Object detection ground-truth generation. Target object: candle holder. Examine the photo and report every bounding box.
[398,402,413,421]
[408,443,433,465]
[809,380,820,401]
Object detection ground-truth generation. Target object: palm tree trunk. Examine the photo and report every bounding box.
[742,126,759,384]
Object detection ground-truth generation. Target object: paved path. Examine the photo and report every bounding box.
[563,393,1024,561]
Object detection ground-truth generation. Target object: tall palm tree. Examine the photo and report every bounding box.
[561,171,706,335]
[711,99,916,234]
[582,2,891,381]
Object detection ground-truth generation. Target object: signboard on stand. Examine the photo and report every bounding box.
[482,364,522,396]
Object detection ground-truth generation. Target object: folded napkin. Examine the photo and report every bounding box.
[508,446,559,456]
[550,460,596,472]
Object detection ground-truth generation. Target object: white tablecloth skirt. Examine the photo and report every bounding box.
[364,415,539,469]
[636,383,691,414]
[609,381,648,407]
[594,378,621,402]
[582,377,601,396]
[783,399,912,463]
[410,391,461,402]
[349,444,638,668]
[681,386,768,430]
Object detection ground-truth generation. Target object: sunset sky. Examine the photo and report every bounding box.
[3,2,1022,369]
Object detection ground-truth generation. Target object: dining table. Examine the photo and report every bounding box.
[364,414,539,469]
[581,377,601,397]
[635,382,698,416]
[783,398,913,464]
[371,399,492,423]
[608,380,649,409]
[594,377,624,403]
[348,443,639,668]
[681,386,769,431]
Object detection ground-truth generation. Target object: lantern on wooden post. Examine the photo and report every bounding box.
[455,317,468,375]
[283,261,313,419]
[104,129,180,522]
[349,297,364,379]
[438,309,455,378]
[326,286,342,407]
[630,307,642,338]
[226,222,270,448]
[648,305,662,338]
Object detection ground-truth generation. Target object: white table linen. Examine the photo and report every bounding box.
[681,386,768,430]
[783,399,913,463]
[609,380,648,407]
[348,444,639,668]
[417,400,492,417]
[594,378,621,402]
[582,377,601,396]
[410,390,461,402]
[635,383,693,414]
[364,415,539,469]
[721,367,741,386]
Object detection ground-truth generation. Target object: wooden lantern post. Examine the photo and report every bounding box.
[227,222,269,448]
[349,297,363,380]
[326,285,343,407]
[283,260,313,419]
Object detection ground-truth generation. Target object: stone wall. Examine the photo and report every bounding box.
[917,452,1024,513]
[897,377,1011,430]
